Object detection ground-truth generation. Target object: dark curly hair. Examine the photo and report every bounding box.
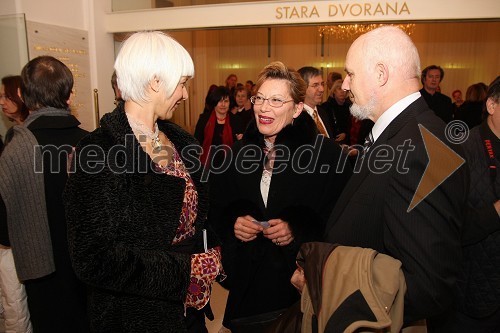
[205,86,230,111]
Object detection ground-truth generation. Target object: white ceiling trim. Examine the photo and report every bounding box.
[105,0,500,33]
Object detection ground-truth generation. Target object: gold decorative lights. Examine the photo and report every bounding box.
[318,23,416,39]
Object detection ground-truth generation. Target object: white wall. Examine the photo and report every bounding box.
[89,0,116,123]
[1,0,20,14]
[0,0,116,136]
[0,13,29,137]
[16,0,87,30]
[0,1,27,136]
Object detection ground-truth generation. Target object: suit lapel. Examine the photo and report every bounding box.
[318,105,335,138]
[324,98,423,237]
[324,153,371,234]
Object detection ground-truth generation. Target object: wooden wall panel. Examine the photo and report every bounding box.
[411,22,499,97]
[138,22,499,134]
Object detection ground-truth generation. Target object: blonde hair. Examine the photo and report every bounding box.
[255,61,306,104]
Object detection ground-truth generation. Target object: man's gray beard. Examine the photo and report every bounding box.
[349,94,376,120]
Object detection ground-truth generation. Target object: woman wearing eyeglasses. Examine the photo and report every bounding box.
[209,62,351,332]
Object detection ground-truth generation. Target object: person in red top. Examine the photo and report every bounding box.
[194,86,243,168]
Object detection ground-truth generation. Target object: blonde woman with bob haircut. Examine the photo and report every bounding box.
[65,31,224,332]
[208,61,351,332]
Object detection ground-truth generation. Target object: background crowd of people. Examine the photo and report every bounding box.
[0,26,498,333]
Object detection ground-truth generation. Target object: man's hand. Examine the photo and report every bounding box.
[291,267,306,294]
[494,200,500,217]
[341,144,359,157]
[335,132,347,142]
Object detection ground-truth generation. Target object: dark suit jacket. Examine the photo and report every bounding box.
[420,88,453,123]
[321,97,351,143]
[305,105,336,139]
[318,105,336,139]
[324,97,468,324]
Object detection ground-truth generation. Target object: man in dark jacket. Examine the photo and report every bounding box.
[419,65,454,123]
[320,26,467,331]
[298,66,336,138]
[444,76,500,332]
[0,56,89,332]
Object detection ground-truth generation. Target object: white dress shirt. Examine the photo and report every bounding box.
[371,92,421,143]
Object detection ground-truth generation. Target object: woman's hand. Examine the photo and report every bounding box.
[186,247,225,310]
[234,215,263,242]
[263,219,294,246]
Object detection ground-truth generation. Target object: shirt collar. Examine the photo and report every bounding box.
[303,104,316,117]
[371,92,420,142]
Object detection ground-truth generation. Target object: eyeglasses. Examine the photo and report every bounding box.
[309,82,325,89]
[250,95,294,108]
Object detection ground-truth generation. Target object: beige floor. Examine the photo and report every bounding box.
[206,282,229,333]
[0,285,228,333]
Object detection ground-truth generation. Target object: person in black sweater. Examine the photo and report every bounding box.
[321,78,351,144]
[455,82,488,130]
[419,65,454,123]
[442,76,500,332]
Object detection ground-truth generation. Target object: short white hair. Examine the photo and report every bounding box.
[361,26,420,80]
[114,31,194,102]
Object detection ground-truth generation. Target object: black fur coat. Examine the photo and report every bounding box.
[64,105,212,332]
[208,113,352,327]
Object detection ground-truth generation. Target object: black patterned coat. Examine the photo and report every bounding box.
[64,105,213,332]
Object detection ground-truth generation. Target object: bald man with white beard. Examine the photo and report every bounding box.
[292,26,468,332]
